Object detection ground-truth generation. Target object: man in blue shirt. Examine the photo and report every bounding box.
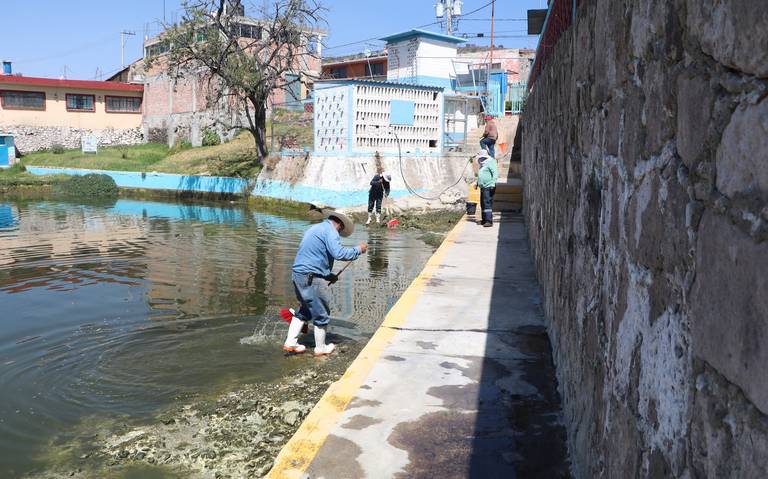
[284,210,368,355]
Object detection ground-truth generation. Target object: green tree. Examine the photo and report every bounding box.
[157,0,324,161]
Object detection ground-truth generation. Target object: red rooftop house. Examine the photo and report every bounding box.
[0,63,144,152]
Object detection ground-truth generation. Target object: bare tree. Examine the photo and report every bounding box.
[154,0,324,160]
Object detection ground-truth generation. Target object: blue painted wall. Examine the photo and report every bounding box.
[26,167,416,209]
[390,100,416,125]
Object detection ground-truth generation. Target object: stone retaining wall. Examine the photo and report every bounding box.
[7,126,143,153]
[522,1,768,477]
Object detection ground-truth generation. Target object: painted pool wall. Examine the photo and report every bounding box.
[259,153,471,204]
[24,167,413,208]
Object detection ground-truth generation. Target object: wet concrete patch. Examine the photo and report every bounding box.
[429,357,511,410]
[439,361,464,371]
[383,355,406,362]
[427,383,481,410]
[416,341,437,350]
[306,434,365,479]
[428,347,570,477]
[347,398,382,409]
[387,411,476,479]
[341,415,383,430]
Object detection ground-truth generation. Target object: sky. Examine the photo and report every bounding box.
[0,0,546,80]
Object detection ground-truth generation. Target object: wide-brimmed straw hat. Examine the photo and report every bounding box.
[324,209,355,237]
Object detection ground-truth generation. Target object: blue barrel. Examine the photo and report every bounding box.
[2,62,11,75]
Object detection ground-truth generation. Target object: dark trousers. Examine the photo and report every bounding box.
[368,194,383,213]
[481,187,496,224]
[480,137,496,158]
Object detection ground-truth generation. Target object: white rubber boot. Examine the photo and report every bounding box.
[375,213,381,224]
[313,325,335,356]
[282,317,307,353]
[365,213,372,225]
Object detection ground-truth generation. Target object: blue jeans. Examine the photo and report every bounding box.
[480,137,496,158]
[292,271,331,326]
[481,187,496,224]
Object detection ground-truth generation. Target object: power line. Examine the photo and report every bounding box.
[324,18,444,51]
[460,0,497,19]
[455,18,527,22]
[325,0,499,52]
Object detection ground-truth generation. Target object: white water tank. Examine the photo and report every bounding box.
[435,1,444,18]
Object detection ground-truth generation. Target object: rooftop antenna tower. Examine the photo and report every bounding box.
[120,30,136,68]
[435,0,462,35]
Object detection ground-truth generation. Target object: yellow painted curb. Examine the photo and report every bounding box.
[267,217,468,478]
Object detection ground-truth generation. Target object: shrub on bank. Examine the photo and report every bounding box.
[56,174,118,198]
[202,128,221,147]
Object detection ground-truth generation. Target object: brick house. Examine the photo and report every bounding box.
[321,53,388,81]
[116,14,324,147]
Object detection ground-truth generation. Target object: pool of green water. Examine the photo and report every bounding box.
[0,197,435,477]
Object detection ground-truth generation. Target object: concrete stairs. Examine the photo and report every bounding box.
[494,116,523,212]
[458,115,524,213]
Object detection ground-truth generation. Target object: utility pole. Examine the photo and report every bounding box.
[489,0,495,98]
[446,0,453,35]
[435,1,462,35]
[120,30,136,68]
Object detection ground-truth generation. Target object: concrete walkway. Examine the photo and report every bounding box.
[268,213,570,479]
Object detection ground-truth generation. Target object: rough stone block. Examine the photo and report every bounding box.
[715,98,768,198]
[691,211,768,415]
[676,73,714,167]
[687,0,768,78]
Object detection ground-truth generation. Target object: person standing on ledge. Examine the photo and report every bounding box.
[476,149,498,228]
[283,210,368,356]
[480,115,498,158]
[366,171,392,225]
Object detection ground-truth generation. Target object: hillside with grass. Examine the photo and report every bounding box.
[22,111,313,178]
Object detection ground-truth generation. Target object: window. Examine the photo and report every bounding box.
[365,62,385,77]
[145,41,170,58]
[238,23,262,39]
[329,66,347,79]
[106,96,142,113]
[66,94,95,112]
[0,90,45,110]
[307,35,319,54]
[276,29,300,46]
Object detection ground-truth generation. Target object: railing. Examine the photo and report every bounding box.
[506,82,527,114]
[527,0,582,89]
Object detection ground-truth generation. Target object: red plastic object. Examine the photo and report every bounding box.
[387,218,399,228]
[280,308,308,334]
[279,308,293,323]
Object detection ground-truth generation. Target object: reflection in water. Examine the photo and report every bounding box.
[0,198,434,477]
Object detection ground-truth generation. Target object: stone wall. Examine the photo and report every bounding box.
[8,125,143,153]
[522,1,768,477]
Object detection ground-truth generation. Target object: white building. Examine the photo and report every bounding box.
[381,29,465,91]
[314,80,444,157]
[312,29,481,157]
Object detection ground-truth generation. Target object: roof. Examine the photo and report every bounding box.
[323,54,388,68]
[379,29,466,45]
[0,75,143,92]
[315,78,444,91]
